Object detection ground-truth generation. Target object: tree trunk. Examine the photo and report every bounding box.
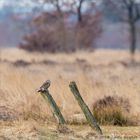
[129,22,136,55]
[77,0,84,23]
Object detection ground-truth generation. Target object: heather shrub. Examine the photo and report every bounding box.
[92,95,131,126]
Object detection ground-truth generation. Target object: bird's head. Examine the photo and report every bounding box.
[37,80,51,93]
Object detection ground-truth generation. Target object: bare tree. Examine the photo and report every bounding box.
[73,0,102,50]
[102,0,140,55]
[77,0,85,22]
[20,0,102,52]
[63,0,102,49]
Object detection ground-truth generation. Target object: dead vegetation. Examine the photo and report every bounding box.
[93,95,132,126]
[0,106,18,121]
[19,1,102,53]
[0,48,140,139]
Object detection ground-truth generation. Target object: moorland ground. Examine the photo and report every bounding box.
[0,48,140,139]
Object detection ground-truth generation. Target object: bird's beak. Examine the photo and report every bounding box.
[35,88,41,93]
[37,89,42,92]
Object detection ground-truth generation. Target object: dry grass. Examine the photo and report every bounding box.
[0,120,140,139]
[93,95,132,126]
[0,48,140,138]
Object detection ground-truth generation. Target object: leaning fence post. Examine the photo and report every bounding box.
[37,80,66,125]
[69,81,103,135]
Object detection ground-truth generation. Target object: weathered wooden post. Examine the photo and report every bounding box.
[37,80,66,125]
[69,81,103,135]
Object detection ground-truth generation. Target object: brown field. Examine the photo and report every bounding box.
[0,48,140,139]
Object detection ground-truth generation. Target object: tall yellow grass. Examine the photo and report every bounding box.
[0,48,140,123]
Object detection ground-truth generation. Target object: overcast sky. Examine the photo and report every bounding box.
[0,0,101,8]
[0,0,38,9]
[0,0,140,10]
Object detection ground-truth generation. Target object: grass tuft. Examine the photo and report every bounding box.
[92,95,131,126]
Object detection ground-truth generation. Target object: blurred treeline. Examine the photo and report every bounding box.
[19,0,140,54]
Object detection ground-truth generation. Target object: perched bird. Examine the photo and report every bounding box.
[38,80,51,93]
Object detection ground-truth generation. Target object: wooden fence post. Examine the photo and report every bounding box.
[37,80,66,125]
[69,81,103,135]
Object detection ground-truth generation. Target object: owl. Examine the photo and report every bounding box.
[38,80,51,92]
